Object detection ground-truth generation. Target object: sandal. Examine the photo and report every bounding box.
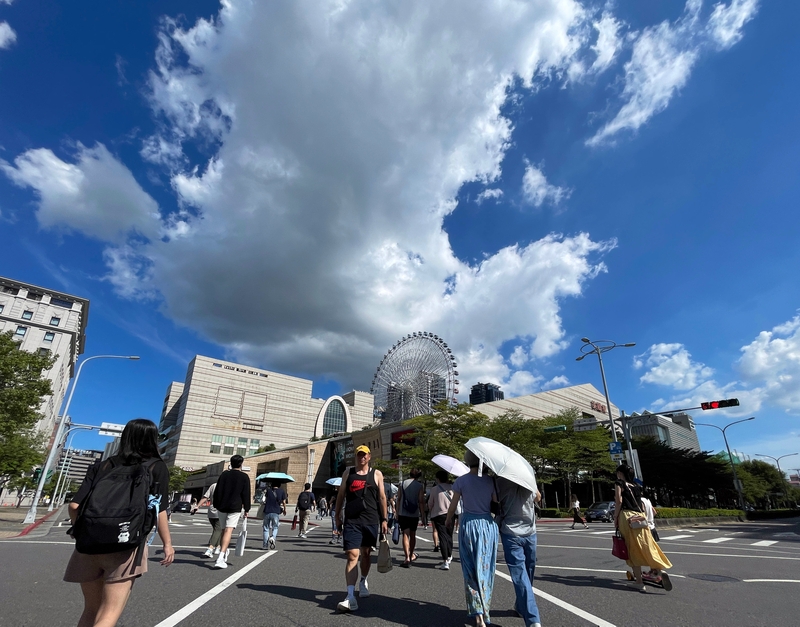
[411,552,419,562]
[400,561,410,568]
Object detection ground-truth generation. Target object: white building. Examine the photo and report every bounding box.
[0,276,89,439]
[628,411,701,452]
[159,355,374,469]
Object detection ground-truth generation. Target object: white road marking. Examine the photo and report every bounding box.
[589,530,615,535]
[495,570,617,627]
[154,550,276,627]
[703,537,734,544]
[533,565,688,579]
[536,544,800,561]
[743,579,800,583]
[750,540,778,547]
[660,535,693,540]
[415,535,432,542]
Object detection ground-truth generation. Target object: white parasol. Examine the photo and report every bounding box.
[325,477,342,487]
[464,437,537,493]
[431,454,470,477]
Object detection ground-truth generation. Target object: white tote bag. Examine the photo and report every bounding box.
[234,519,247,557]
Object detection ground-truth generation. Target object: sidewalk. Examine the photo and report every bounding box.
[0,505,64,538]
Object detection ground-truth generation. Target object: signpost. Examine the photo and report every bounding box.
[98,422,125,437]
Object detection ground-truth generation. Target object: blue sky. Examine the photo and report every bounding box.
[2,1,799,470]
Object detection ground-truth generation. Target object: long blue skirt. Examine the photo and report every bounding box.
[458,513,498,621]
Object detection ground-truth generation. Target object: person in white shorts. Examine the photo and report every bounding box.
[211,455,251,569]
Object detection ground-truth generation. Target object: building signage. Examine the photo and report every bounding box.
[590,401,607,414]
[330,437,355,477]
[213,363,268,378]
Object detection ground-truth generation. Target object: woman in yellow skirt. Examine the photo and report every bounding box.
[614,464,672,592]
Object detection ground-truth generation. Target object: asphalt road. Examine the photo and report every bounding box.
[1,513,799,627]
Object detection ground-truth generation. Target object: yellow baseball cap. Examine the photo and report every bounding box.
[355,445,370,455]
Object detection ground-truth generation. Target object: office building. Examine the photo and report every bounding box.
[0,276,89,438]
[159,355,374,469]
[628,411,701,452]
[469,382,504,405]
[56,449,103,483]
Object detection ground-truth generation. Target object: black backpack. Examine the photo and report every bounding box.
[297,491,312,510]
[72,457,161,556]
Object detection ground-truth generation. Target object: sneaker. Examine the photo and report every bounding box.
[329,538,337,545]
[436,562,450,570]
[660,572,673,591]
[300,533,307,538]
[337,596,358,612]
[358,578,370,597]
[224,549,230,561]
[269,537,276,550]
[432,545,439,551]
[214,547,220,555]
[213,558,228,569]
[203,548,214,558]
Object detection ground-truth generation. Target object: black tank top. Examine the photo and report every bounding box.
[345,467,380,524]
[616,480,643,512]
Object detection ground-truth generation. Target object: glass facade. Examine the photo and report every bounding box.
[322,399,347,435]
[224,436,235,455]
[210,434,222,454]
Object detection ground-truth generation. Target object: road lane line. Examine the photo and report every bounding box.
[660,535,692,540]
[536,544,800,561]
[154,550,276,627]
[743,579,800,583]
[495,570,616,627]
[751,541,778,547]
[589,531,615,535]
[703,538,733,544]
[415,535,432,542]
[533,565,689,579]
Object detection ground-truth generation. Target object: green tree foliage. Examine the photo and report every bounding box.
[391,402,490,478]
[257,443,277,453]
[737,460,794,508]
[169,466,190,493]
[0,331,55,493]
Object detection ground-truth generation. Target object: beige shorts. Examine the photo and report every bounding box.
[219,511,242,528]
[63,545,148,583]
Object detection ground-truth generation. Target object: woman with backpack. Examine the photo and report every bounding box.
[428,470,454,570]
[64,419,174,627]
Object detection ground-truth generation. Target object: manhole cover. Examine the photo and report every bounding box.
[687,574,740,583]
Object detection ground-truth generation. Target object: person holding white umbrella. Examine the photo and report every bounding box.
[445,450,499,627]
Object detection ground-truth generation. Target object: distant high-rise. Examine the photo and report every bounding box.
[470,382,504,405]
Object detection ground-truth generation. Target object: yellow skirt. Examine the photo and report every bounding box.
[619,510,672,570]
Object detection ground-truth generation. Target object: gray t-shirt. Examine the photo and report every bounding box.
[398,479,423,517]
[496,476,537,537]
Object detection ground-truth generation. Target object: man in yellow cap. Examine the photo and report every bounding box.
[333,444,389,612]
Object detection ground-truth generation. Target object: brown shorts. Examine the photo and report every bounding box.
[63,545,148,583]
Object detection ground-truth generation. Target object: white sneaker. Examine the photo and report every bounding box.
[436,561,450,570]
[337,596,358,612]
[224,549,230,560]
[269,537,276,549]
[213,547,220,555]
[213,557,228,569]
[358,578,370,597]
[203,548,214,558]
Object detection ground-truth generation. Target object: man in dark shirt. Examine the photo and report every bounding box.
[261,481,287,550]
[212,455,251,569]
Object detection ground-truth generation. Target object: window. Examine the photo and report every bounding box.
[0,304,4,313]
[14,326,27,337]
[44,332,55,342]
[1,286,19,295]
[50,317,60,326]
[223,436,235,455]
[38,348,51,357]
[22,310,33,320]
[237,437,248,456]
[210,434,222,454]
[322,399,347,435]
[27,292,43,301]
[50,297,73,309]
[249,439,260,452]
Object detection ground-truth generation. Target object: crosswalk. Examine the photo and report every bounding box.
[550,526,792,548]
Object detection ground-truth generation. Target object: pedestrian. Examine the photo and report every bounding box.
[445,450,499,627]
[261,481,287,550]
[496,476,542,627]
[211,454,252,569]
[614,464,672,592]
[333,445,389,612]
[570,494,587,529]
[296,483,316,538]
[428,470,454,570]
[191,482,222,557]
[64,418,174,627]
[318,496,328,519]
[397,468,425,567]
[640,489,659,542]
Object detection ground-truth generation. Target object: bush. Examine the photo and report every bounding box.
[745,509,800,520]
[538,508,572,518]
[655,507,742,519]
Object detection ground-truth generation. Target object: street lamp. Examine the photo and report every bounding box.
[755,452,799,507]
[23,355,140,524]
[696,417,755,511]
[576,338,636,443]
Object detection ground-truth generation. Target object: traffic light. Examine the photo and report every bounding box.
[700,398,740,410]
[543,425,567,433]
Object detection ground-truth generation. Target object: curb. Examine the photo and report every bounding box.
[16,506,62,538]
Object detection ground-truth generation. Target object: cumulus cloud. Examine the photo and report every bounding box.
[634,342,715,390]
[588,0,759,145]
[521,161,571,207]
[590,13,623,73]
[0,21,16,49]
[476,188,503,204]
[1,144,161,241]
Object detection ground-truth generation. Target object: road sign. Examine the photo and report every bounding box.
[610,453,625,461]
[543,425,567,433]
[609,442,623,455]
[98,422,125,437]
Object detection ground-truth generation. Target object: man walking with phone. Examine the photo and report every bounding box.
[212,455,251,569]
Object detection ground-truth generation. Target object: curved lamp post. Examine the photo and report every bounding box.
[23,355,140,524]
[755,452,798,507]
[576,338,636,443]
[696,417,755,511]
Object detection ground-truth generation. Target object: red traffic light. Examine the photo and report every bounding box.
[700,398,740,410]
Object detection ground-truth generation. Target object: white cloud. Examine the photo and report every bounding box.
[0,21,16,49]
[635,342,715,390]
[588,0,759,145]
[509,345,529,368]
[542,375,570,390]
[521,161,571,207]
[590,13,623,73]
[476,188,503,204]
[502,370,544,397]
[1,144,161,242]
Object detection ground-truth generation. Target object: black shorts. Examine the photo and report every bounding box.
[342,521,379,551]
[398,515,419,532]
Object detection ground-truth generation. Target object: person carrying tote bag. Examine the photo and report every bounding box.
[234,517,247,557]
[613,465,672,593]
[377,534,393,573]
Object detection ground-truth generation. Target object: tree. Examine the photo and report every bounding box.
[737,460,791,508]
[169,466,190,494]
[0,331,55,497]
[257,443,277,453]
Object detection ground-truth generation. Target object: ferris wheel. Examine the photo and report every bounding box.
[370,332,459,422]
